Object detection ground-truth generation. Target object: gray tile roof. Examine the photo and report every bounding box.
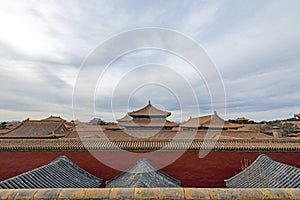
[106,159,181,188]
[0,156,102,189]
[225,154,300,188]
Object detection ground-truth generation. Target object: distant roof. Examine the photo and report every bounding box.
[236,117,249,121]
[181,111,243,129]
[0,156,102,189]
[128,101,171,117]
[106,159,181,188]
[41,115,66,122]
[117,114,133,122]
[0,119,69,138]
[225,154,300,188]
[294,114,300,118]
[118,119,178,128]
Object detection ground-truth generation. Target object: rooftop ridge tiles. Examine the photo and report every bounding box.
[106,159,181,188]
[0,138,299,152]
[225,154,300,188]
[0,156,102,189]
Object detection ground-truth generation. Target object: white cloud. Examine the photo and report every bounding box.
[0,0,299,122]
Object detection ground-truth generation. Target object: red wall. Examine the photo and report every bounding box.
[0,151,299,187]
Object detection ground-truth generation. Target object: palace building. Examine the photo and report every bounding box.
[117,101,178,130]
[0,116,70,139]
[180,111,243,131]
[235,117,250,123]
[0,103,299,199]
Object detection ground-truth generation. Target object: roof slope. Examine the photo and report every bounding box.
[41,115,66,122]
[118,119,178,128]
[128,101,171,117]
[0,120,69,138]
[181,112,243,129]
[225,154,300,188]
[236,117,249,121]
[0,156,102,189]
[106,159,181,188]
[117,114,133,122]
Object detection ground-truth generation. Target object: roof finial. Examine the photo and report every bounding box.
[148,99,151,105]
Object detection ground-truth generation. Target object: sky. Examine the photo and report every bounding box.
[0,0,299,122]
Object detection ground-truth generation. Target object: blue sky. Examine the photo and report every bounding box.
[0,0,299,122]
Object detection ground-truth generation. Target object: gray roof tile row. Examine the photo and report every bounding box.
[225,155,300,188]
[106,159,181,188]
[0,156,102,189]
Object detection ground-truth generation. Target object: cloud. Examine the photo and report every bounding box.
[0,0,299,122]
[199,0,300,120]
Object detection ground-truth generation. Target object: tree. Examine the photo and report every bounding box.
[0,122,7,129]
[280,123,298,136]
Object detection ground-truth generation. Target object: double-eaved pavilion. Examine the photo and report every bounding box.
[117,101,178,130]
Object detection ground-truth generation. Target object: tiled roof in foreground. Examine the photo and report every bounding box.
[106,159,181,188]
[225,154,300,188]
[0,156,102,189]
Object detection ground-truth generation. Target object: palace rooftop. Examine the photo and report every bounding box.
[0,118,70,139]
[128,100,171,118]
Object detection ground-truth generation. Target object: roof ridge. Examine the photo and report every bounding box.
[224,154,271,183]
[224,154,300,188]
[52,122,67,136]
[51,156,102,181]
[128,102,171,117]
[225,154,273,182]
[4,121,24,134]
[0,155,102,189]
[106,158,180,187]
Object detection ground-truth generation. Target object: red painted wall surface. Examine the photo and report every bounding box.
[0,151,299,187]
